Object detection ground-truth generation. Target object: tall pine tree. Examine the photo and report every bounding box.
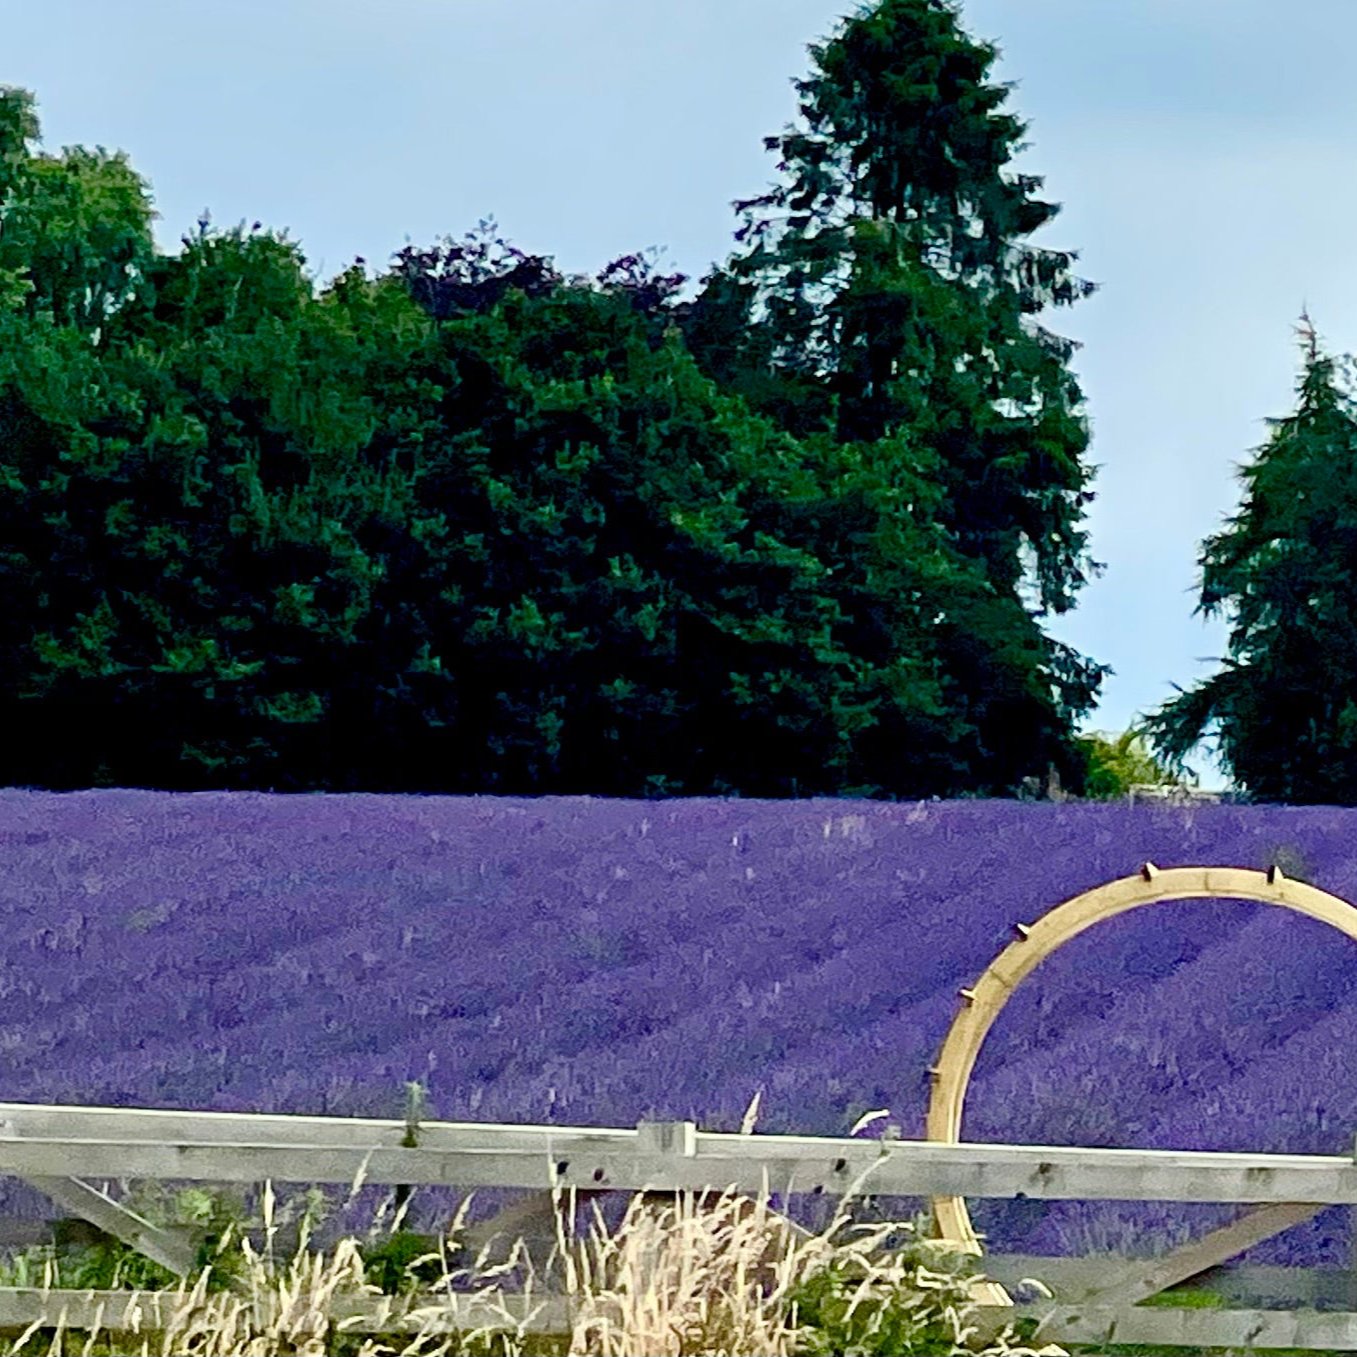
[680,0,1106,790]
[1144,315,1357,805]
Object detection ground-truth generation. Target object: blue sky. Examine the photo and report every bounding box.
[8,0,1356,790]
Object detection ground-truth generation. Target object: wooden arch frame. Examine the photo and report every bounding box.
[924,863,1357,1307]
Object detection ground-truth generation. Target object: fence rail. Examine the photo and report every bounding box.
[2,1101,1355,1203]
[0,1101,1353,1347]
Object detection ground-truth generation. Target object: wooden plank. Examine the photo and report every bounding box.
[2,1130,1357,1205]
[18,1176,201,1279]
[9,1103,1357,1207]
[0,1102,636,1153]
[981,1254,1357,1309]
[2,1286,1357,1351]
[0,1284,574,1337]
[977,1302,1357,1351]
[1068,1201,1325,1307]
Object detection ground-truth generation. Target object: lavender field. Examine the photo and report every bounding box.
[1,789,1356,1267]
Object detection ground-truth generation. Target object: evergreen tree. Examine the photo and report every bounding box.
[1143,315,1357,805]
[679,0,1107,788]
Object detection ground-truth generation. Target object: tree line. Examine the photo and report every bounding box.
[0,0,1326,803]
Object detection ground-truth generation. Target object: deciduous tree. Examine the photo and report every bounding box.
[1076,728,1188,800]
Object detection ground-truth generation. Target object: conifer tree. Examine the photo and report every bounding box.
[1143,314,1357,804]
[679,0,1107,785]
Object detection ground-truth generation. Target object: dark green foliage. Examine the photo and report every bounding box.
[388,248,968,797]
[679,0,1108,788]
[0,69,1106,799]
[0,207,443,790]
[1143,316,1357,805]
[784,1233,991,1356]
[699,0,1100,565]
[358,1228,445,1296]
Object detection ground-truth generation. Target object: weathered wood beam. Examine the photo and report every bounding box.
[981,1253,1357,1309]
[2,1130,1357,1205]
[1067,1201,1324,1307]
[0,1285,574,1337]
[0,1287,1355,1351]
[975,1301,1357,1352]
[17,1176,201,1278]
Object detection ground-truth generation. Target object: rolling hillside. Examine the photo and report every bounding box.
[0,789,1355,1266]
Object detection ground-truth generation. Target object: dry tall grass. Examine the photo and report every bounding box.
[0,1099,1066,1355]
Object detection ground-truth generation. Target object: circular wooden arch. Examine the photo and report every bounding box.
[924,863,1357,1306]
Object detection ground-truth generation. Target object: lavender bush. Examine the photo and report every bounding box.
[0,790,1354,1266]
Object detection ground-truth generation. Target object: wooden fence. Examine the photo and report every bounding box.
[0,1100,1356,1348]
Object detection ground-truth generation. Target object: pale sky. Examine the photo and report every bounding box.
[8,0,1356,792]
